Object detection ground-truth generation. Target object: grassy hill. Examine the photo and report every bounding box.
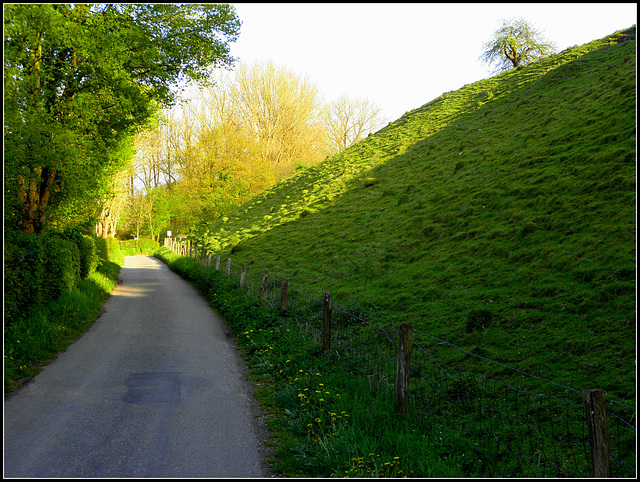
[194,27,636,408]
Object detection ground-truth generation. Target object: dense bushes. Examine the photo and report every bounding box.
[4,229,126,392]
[118,238,160,256]
[4,230,109,328]
[4,234,161,328]
[4,230,46,326]
[94,236,122,266]
[41,234,81,303]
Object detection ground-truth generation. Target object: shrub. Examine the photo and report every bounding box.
[40,234,81,303]
[118,238,160,256]
[94,236,121,264]
[94,236,108,261]
[57,227,99,279]
[3,230,45,327]
[81,235,99,278]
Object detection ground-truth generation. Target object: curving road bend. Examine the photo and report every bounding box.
[4,255,272,478]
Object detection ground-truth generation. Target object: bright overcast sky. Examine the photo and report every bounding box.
[227,3,637,123]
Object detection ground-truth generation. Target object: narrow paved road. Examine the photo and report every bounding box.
[4,255,272,478]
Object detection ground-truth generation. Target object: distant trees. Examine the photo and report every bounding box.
[232,62,328,179]
[480,18,557,73]
[125,61,386,236]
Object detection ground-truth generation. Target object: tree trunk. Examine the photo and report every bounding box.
[18,166,56,235]
[101,216,109,238]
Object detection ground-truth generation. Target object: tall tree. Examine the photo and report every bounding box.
[480,18,557,73]
[4,4,240,234]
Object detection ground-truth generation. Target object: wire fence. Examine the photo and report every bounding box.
[170,242,636,478]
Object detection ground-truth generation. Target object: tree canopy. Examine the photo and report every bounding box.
[480,18,557,73]
[3,3,240,234]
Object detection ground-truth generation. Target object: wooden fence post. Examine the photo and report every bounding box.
[215,255,220,270]
[583,389,611,477]
[207,252,212,267]
[280,277,289,316]
[225,258,231,276]
[323,291,332,351]
[258,268,269,298]
[396,324,413,415]
[240,263,247,289]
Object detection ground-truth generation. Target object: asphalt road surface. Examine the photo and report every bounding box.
[4,255,273,478]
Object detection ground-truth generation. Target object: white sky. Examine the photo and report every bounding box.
[227,3,637,123]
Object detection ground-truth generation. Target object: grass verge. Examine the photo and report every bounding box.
[154,246,495,477]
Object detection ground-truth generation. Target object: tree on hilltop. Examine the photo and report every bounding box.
[322,96,387,154]
[480,18,557,73]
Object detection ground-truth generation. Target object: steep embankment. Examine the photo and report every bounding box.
[196,28,636,404]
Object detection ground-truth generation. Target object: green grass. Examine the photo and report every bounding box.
[193,28,635,402]
[154,248,484,477]
[182,27,635,476]
[4,258,121,393]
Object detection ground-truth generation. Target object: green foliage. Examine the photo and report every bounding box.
[40,234,81,303]
[3,230,45,326]
[81,235,99,278]
[93,236,122,266]
[3,4,240,233]
[54,227,100,279]
[118,238,161,256]
[480,17,557,72]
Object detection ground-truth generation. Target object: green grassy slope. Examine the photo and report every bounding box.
[195,28,636,405]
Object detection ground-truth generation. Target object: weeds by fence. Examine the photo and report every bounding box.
[164,239,636,477]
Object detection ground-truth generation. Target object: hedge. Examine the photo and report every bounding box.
[4,230,115,327]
